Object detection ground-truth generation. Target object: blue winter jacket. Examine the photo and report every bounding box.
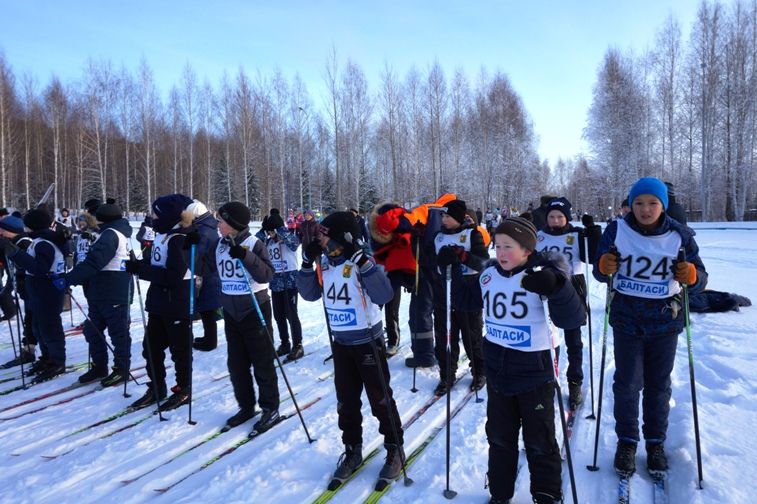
[64,218,133,305]
[592,213,707,336]
[193,212,222,312]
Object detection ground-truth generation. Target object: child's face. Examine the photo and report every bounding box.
[77,220,87,230]
[547,210,567,229]
[632,195,664,227]
[441,213,459,230]
[218,219,234,237]
[494,233,531,271]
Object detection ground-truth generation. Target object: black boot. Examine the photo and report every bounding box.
[1,349,36,369]
[100,366,128,387]
[434,380,450,396]
[285,344,304,362]
[331,443,363,483]
[129,383,167,410]
[158,385,191,411]
[568,381,583,410]
[532,492,562,503]
[78,365,108,384]
[25,358,49,376]
[31,363,66,384]
[276,342,291,357]
[225,408,257,429]
[614,440,637,476]
[646,442,668,473]
[193,337,217,352]
[471,374,486,392]
[252,408,280,433]
[378,443,405,481]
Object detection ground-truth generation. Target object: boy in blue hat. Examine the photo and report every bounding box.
[594,177,707,477]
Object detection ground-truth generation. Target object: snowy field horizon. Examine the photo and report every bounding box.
[0,221,754,503]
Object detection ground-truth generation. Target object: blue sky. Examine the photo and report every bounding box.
[2,0,700,165]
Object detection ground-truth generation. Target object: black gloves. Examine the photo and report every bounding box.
[302,240,323,267]
[124,260,141,274]
[80,231,96,242]
[522,268,560,297]
[437,246,466,268]
[342,242,368,267]
[229,244,247,260]
[184,231,201,247]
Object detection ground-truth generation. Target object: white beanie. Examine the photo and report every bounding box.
[187,199,208,217]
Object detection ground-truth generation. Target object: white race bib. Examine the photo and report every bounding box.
[216,235,268,295]
[479,266,557,351]
[612,220,681,299]
[320,258,382,331]
[536,230,582,274]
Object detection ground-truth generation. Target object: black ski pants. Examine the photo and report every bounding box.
[384,285,402,347]
[224,301,280,412]
[271,288,302,348]
[486,380,562,501]
[143,314,191,390]
[83,302,131,371]
[333,338,403,446]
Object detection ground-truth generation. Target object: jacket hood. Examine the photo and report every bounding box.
[99,217,133,238]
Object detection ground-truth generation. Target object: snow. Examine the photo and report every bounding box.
[0,223,754,503]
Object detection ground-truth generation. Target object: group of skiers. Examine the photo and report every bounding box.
[0,175,708,504]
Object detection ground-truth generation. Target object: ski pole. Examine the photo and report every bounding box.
[443,265,456,499]
[587,247,615,472]
[187,243,197,426]
[354,269,413,488]
[541,288,578,504]
[67,290,141,397]
[411,242,420,394]
[129,250,167,421]
[232,236,314,444]
[462,314,484,405]
[583,234,596,420]
[8,263,27,389]
[6,315,17,360]
[678,247,703,489]
[316,263,336,365]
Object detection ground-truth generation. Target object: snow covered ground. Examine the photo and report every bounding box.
[0,222,754,503]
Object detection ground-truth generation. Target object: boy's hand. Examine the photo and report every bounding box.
[302,240,323,267]
[599,252,619,275]
[229,245,247,260]
[522,269,559,296]
[674,261,697,285]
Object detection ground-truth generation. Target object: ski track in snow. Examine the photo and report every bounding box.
[0,223,754,503]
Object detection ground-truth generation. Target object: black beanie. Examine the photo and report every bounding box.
[152,194,192,233]
[320,211,360,246]
[262,212,285,231]
[84,198,102,214]
[443,199,467,225]
[546,197,572,224]
[218,202,251,232]
[96,203,123,223]
[270,208,280,216]
[495,217,538,251]
[24,209,53,232]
